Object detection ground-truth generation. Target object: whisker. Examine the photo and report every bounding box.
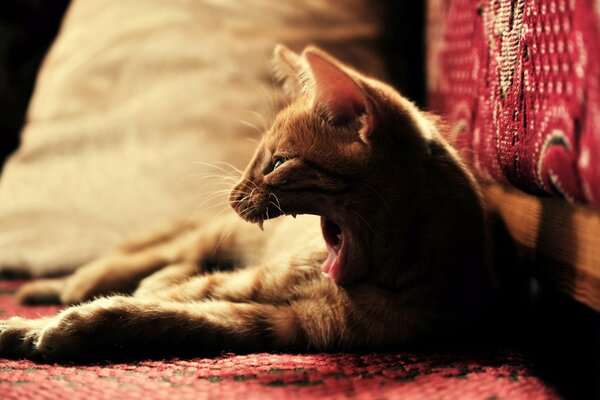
[182,173,239,182]
[188,202,231,218]
[239,208,256,222]
[213,222,235,255]
[185,187,236,213]
[350,209,376,234]
[238,119,263,135]
[178,178,239,191]
[268,202,285,217]
[351,181,393,214]
[189,161,240,177]
[268,193,285,216]
[254,82,279,123]
[241,110,269,131]
[233,182,257,194]
[270,193,283,212]
[211,161,244,176]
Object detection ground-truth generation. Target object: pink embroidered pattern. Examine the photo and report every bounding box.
[428,0,600,205]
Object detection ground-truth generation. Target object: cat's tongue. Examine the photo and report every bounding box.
[322,245,340,280]
[321,217,343,283]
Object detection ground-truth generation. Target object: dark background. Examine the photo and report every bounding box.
[0,0,70,166]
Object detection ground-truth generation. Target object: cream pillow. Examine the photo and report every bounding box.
[0,0,386,277]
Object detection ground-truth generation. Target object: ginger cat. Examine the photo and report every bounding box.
[0,46,497,361]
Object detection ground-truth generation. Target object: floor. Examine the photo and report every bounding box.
[0,280,559,399]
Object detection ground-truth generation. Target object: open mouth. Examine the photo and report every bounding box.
[321,216,346,283]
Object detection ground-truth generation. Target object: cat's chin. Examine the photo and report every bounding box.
[320,217,347,284]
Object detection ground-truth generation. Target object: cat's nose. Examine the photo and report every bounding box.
[229,184,246,212]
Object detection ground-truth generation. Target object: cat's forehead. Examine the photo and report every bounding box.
[272,99,312,127]
[266,102,315,144]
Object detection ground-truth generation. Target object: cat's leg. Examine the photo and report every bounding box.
[0,291,346,361]
[16,278,67,305]
[15,219,193,305]
[16,214,250,305]
[134,262,200,297]
[0,317,53,359]
[147,254,324,303]
[117,218,199,253]
[16,243,194,305]
[0,283,434,361]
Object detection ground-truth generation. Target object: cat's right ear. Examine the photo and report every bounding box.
[272,45,305,99]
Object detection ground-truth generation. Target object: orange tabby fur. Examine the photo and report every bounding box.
[0,46,497,361]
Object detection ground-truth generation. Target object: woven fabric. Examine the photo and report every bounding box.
[428,0,600,205]
[0,281,559,399]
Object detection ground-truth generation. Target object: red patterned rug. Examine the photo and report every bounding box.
[0,280,560,399]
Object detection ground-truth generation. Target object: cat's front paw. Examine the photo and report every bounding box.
[36,298,119,360]
[16,278,64,305]
[0,297,135,361]
[17,254,147,306]
[0,317,50,359]
[34,296,141,361]
[15,268,112,306]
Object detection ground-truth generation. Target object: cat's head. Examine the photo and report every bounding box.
[230,45,445,285]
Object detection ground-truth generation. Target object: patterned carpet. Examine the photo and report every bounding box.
[0,280,559,399]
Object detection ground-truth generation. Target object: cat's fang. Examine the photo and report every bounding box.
[257,220,264,231]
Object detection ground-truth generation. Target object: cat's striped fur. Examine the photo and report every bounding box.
[0,46,497,361]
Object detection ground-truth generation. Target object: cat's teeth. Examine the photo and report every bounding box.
[291,214,297,219]
[257,220,264,231]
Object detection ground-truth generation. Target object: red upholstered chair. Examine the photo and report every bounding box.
[428,1,600,396]
[428,0,600,312]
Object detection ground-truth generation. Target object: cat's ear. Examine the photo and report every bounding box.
[302,47,372,139]
[272,45,306,99]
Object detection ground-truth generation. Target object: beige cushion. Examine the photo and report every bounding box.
[0,0,386,276]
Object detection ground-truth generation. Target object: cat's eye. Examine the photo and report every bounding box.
[272,157,286,171]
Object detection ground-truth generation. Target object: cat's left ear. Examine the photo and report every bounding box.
[272,45,306,99]
[303,47,372,141]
